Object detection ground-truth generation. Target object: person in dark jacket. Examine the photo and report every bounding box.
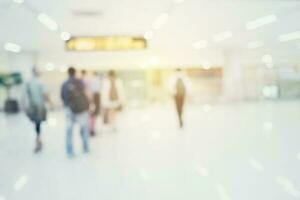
[61,67,90,158]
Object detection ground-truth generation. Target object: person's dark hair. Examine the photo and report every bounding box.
[68,67,76,77]
[81,70,87,75]
[108,70,116,77]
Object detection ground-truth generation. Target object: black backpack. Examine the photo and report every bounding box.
[67,79,89,113]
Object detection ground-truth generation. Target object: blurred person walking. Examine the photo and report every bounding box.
[81,70,102,136]
[61,67,90,158]
[168,68,191,128]
[80,70,91,91]
[80,69,94,136]
[89,71,101,136]
[24,68,51,153]
[101,70,125,132]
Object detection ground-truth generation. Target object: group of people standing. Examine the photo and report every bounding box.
[23,67,191,158]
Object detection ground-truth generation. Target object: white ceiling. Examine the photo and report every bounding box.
[0,0,300,67]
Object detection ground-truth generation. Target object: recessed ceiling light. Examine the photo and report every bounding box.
[248,40,264,49]
[278,31,300,42]
[193,40,208,50]
[153,13,169,30]
[246,15,277,30]
[61,32,71,41]
[37,13,58,31]
[213,31,232,42]
[12,0,24,4]
[4,42,21,53]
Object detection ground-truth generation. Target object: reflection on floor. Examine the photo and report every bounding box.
[1,101,300,200]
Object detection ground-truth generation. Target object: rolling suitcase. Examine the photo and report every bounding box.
[4,99,19,114]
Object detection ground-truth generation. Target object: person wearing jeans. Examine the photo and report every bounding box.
[61,67,90,158]
[65,108,89,156]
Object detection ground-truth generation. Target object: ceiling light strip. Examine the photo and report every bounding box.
[4,42,21,53]
[246,15,277,30]
[37,13,58,31]
[278,31,300,42]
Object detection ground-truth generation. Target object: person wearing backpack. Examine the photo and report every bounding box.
[61,67,90,158]
[101,70,125,132]
[24,68,51,153]
[168,68,192,128]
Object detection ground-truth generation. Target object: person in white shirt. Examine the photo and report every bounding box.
[101,70,125,131]
[168,68,192,128]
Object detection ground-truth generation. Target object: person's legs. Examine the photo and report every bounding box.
[88,93,99,136]
[103,108,109,124]
[65,109,75,157]
[77,111,90,153]
[89,114,96,136]
[94,93,100,115]
[108,109,117,132]
[96,93,101,115]
[35,121,41,136]
[174,96,181,126]
[175,96,184,128]
[34,121,42,153]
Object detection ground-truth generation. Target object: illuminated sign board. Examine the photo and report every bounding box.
[65,36,147,51]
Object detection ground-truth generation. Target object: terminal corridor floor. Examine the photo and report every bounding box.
[1,101,300,200]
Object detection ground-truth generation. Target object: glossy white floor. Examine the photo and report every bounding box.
[1,101,300,200]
